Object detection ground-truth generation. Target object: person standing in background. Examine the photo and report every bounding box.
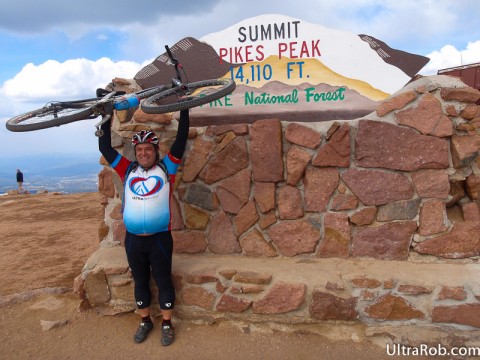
[16,169,24,191]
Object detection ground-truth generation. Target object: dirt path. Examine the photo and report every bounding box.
[0,193,437,360]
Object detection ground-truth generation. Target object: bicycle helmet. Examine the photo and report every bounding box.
[132,130,159,147]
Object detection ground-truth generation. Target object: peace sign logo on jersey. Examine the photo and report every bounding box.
[129,176,164,196]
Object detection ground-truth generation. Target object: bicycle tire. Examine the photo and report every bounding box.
[6,85,165,132]
[141,78,236,114]
[5,99,97,132]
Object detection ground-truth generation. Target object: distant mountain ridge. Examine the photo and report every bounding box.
[0,153,101,194]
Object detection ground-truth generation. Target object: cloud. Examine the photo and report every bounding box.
[2,1,479,161]
[1,1,479,56]
[0,57,150,117]
[107,1,480,69]
[0,0,221,35]
[421,40,480,75]
[2,1,479,70]
[96,34,109,41]
[0,56,145,156]
[1,25,478,119]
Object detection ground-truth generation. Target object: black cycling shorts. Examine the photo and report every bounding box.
[125,231,175,310]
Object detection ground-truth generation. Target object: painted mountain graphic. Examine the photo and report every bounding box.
[359,34,429,78]
[134,37,233,89]
[134,34,417,99]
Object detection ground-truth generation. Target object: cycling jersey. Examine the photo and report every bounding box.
[110,153,181,234]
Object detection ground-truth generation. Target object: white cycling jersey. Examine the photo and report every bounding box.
[111,153,180,235]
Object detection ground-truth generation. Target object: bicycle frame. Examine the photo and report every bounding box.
[93,91,117,136]
[165,45,191,96]
[93,48,186,136]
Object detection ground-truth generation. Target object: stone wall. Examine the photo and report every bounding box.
[79,75,480,346]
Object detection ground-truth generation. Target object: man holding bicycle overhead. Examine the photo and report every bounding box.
[98,108,190,346]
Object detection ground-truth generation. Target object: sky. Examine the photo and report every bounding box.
[1,0,479,163]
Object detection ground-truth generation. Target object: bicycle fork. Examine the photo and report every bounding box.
[94,114,111,137]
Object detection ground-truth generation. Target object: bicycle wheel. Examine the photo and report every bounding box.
[6,99,97,132]
[141,78,236,114]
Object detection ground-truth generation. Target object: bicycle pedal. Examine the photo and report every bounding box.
[95,129,104,137]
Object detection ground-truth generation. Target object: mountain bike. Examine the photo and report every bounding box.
[5,45,235,134]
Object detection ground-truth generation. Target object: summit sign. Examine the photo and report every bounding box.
[219,20,321,63]
[135,14,429,125]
